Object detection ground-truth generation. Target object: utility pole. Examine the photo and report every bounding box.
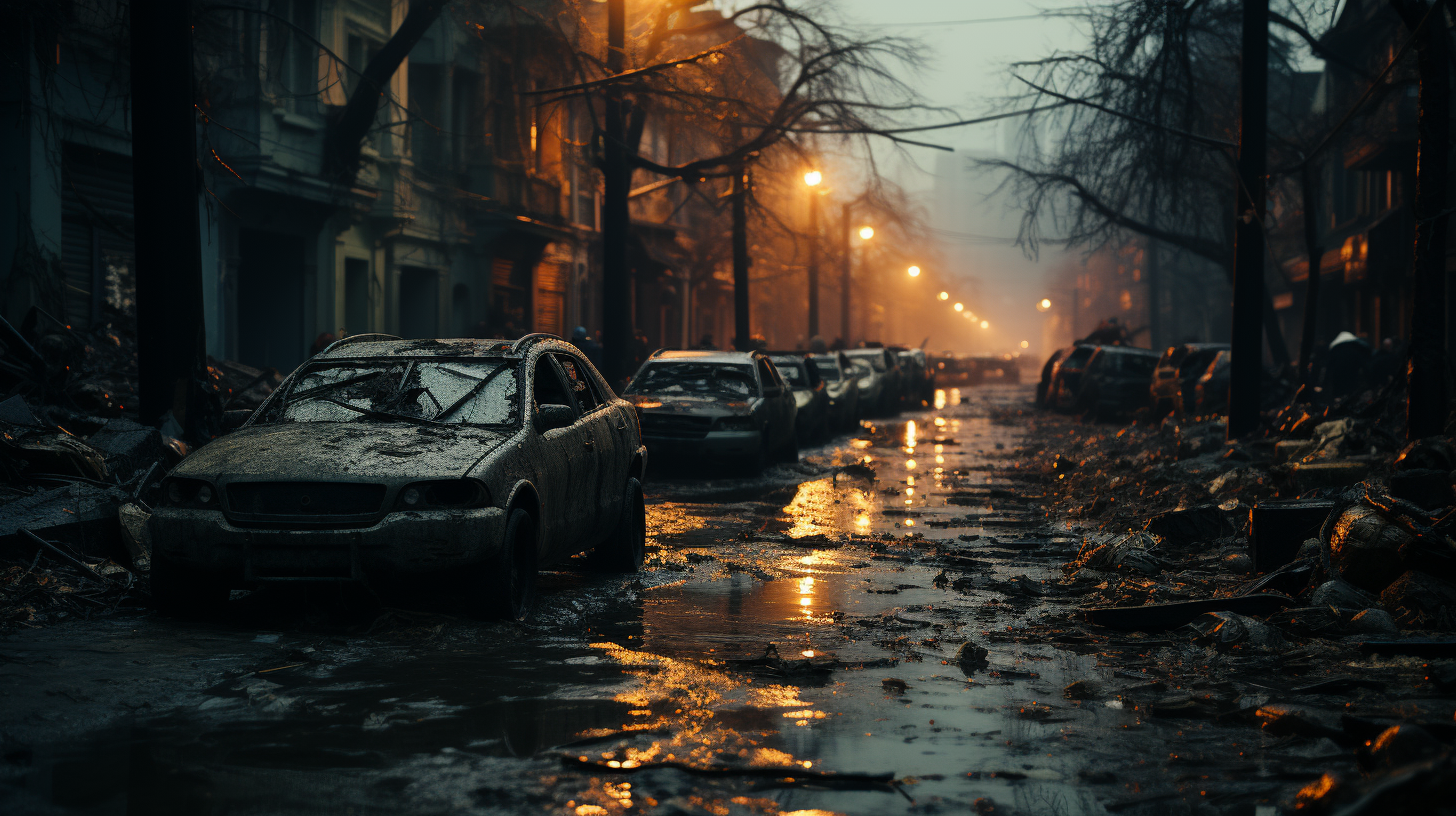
[130,0,208,436]
[732,163,751,351]
[806,190,820,340]
[601,0,632,386]
[1227,0,1268,440]
[1392,0,1450,439]
[840,203,852,344]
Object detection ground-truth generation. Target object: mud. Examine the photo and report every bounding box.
[2,384,1412,815]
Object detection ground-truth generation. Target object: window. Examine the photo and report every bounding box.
[756,359,778,391]
[554,353,602,412]
[267,360,519,426]
[533,358,576,415]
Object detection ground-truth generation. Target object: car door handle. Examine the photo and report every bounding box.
[584,437,594,449]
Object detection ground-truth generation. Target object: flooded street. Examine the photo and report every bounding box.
[2,385,1256,815]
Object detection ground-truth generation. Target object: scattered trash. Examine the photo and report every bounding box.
[1079,593,1293,633]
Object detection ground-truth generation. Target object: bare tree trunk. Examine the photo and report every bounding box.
[1298,165,1323,389]
[130,0,208,437]
[601,0,633,385]
[1228,0,1269,440]
[1392,0,1450,439]
[322,0,448,183]
[840,202,852,344]
[732,163,751,351]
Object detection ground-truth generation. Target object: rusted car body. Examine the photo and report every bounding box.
[148,334,647,620]
[623,349,797,473]
[767,352,830,442]
[810,351,861,431]
[1150,343,1229,415]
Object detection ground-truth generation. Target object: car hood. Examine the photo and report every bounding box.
[626,393,754,417]
[174,422,514,482]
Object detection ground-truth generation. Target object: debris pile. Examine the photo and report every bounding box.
[0,307,282,628]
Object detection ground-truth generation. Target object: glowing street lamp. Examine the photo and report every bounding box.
[859,226,875,240]
[1020,340,1030,348]
[980,320,990,329]
[804,170,822,187]
[907,265,921,277]
[804,170,823,337]
[953,302,964,312]
[938,291,949,300]
[1037,298,1052,311]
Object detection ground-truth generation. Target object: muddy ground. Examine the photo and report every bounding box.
[1,384,1428,815]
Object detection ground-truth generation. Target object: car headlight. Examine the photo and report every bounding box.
[395,479,491,510]
[161,478,218,508]
[716,416,757,432]
[858,377,873,388]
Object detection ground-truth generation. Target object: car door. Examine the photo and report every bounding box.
[756,357,793,449]
[553,351,613,542]
[530,353,595,557]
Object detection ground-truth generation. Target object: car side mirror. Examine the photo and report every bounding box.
[220,409,252,432]
[537,404,576,432]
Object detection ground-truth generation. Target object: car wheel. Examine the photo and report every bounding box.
[149,552,229,616]
[480,508,538,621]
[589,478,646,572]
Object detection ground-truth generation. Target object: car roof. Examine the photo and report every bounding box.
[315,337,518,360]
[843,347,887,356]
[646,349,760,364]
[1096,346,1160,357]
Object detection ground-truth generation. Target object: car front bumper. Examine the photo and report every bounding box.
[149,506,509,583]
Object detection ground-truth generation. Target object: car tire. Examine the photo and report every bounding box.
[149,552,229,616]
[589,477,646,572]
[479,508,538,621]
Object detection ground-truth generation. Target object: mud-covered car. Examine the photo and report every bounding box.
[1047,344,1097,411]
[893,347,935,407]
[1072,346,1160,421]
[767,352,829,443]
[148,334,648,621]
[810,352,861,431]
[844,347,903,416]
[1150,343,1228,416]
[623,349,797,473]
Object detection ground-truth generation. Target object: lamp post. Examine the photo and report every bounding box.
[842,215,872,345]
[804,171,822,340]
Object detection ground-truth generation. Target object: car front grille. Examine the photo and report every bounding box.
[639,413,713,439]
[227,482,387,522]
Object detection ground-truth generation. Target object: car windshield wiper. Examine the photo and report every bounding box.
[285,370,386,405]
[435,364,512,421]
[308,395,444,426]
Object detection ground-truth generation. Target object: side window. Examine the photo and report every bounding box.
[532,357,577,416]
[554,353,602,412]
[756,359,779,393]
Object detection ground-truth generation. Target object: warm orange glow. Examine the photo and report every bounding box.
[1038,298,1052,311]
[907,265,921,277]
[803,170,822,187]
[1021,340,1030,348]
[859,226,874,240]
[953,302,964,312]
[980,320,990,329]
[938,291,949,300]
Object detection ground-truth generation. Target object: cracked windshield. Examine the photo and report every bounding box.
[5,1,1455,816]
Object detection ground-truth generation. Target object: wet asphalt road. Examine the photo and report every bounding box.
[2,384,1189,815]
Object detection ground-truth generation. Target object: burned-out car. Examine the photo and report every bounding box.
[1071,345,1161,421]
[767,352,830,443]
[148,335,648,620]
[810,352,862,431]
[844,347,903,416]
[1150,342,1228,416]
[623,349,797,473]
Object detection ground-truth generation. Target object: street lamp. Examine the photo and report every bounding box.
[804,170,822,187]
[980,320,990,329]
[1037,298,1052,311]
[938,291,948,301]
[953,302,964,312]
[907,265,921,278]
[859,226,874,240]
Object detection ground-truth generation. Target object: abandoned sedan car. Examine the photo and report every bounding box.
[623,349,797,473]
[810,351,861,431]
[767,352,830,442]
[148,334,648,621]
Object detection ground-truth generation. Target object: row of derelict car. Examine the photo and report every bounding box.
[146,333,938,619]
[1036,341,1233,420]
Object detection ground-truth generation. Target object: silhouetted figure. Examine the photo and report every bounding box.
[1323,331,1371,401]
[1369,337,1401,389]
[809,336,828,353]
[571,325,603,369]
